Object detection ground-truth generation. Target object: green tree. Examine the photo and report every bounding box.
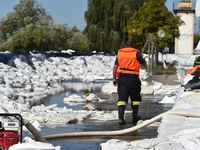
[0,0,53,51]
[125,0,183,51]
[84,0,143,52]
[67,32,90,52]
[1,23,49,51]
[0,0,53,40]
[0,0,90,52]
[48,24,90,51]
[48,24,74,51]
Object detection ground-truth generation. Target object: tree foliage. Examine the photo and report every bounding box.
[48,24,90,51]
[125,0,183,51]
[0,0,52,40]
[1,23,49,51]
[0,0,184,53]
[84,0,143,52]
[0,0,90,51]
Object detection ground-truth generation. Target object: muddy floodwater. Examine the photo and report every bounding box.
[23,80,173,150]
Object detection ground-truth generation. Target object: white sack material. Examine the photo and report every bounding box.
[85,93,105,102]
[159,95,175,104]
[155,85,180,95]
[90,111,118,121]
[9,141,61,150]
[152,80,162,90]
[1,87,17,97]
[101,82,117,94]
[187,92,200,99]
[141,81,149,86]
[141,85,154,95]
[136,137,168,149]
[63,94,86,102]
[0,103,95,129]
[181,136,200,150]
[100,139,133,150]
[102,81,179,95]
[63,93,105,103]
[182,74,194,85]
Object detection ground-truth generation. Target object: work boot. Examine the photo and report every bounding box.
[132,114,141,124]
[118,106,126,125]
[132,105,141,124]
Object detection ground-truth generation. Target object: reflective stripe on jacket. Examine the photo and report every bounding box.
[117,47,140,76]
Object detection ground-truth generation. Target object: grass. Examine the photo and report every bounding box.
[141,64,177,74]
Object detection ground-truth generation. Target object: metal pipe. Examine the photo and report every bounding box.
[22,119,48,143]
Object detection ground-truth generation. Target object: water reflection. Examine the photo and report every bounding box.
[33,80,110,110]
[36,80,173,119]
[26,80,174,150]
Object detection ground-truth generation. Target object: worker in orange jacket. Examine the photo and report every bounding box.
[113,40,147,125]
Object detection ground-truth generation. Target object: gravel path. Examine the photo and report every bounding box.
[143,74,180,85]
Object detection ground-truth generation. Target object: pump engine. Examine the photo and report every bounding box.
[0,114,22,149]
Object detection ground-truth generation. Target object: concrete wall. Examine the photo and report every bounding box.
[175,13,194,54]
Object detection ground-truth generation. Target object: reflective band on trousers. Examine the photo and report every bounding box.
[117,101,126,106]
[132,101,141,105]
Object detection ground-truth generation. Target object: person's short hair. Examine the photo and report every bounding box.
[126,40,134,47]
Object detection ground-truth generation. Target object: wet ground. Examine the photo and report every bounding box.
[23,79,174,150]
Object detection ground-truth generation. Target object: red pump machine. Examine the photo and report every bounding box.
[0,114,22,149]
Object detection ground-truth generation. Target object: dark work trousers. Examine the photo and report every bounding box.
[117,73,141,110]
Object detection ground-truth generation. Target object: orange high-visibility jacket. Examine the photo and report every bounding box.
[117,47,140,76]
[186,65,200,75]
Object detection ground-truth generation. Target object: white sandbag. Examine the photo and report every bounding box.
[82,74,95,82]
[91,111,118,121]
[46,104,57,110]
[100,139,134,150]
[63,94,86,102]
[83,103,96,110]
[154,87,178,95]
[1,87,17,97]
[175,127,200,139]
[172,97,190,110]
[141,85,154,95]
[152,81,162,90]
[176,87,194,100]
[136,137,168,149]
[183,74,194,85]
[181,136,200,150]
[158,85,180,95]
[85,93,100,102]
[140,69,149,80]
[9,141,61,150]
[158,125,180,137]
[151,143,184,150]
[161,85,180,90]
[187,92,200,99]
[184,118,200,129]
[158,115,187,137]
[159,96,175,104]
[141,81,148,86]
[160,115,186,125]
[101,82,117,94]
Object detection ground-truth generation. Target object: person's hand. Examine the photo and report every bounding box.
[113,79,117,87]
